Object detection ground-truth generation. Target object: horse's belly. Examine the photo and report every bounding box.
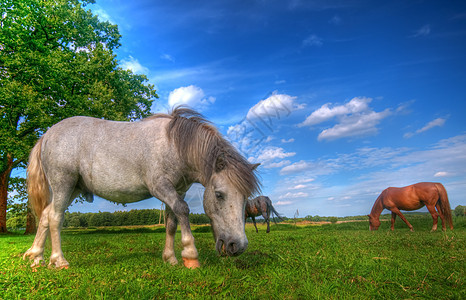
[95,189,152,203]
[88,172,152,204]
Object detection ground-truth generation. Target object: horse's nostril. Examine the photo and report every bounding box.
[228,242,237,254]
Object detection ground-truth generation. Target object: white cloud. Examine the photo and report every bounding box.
[249,146,295,169]
[280,160,314,175]
[300,97,371,126]
[299,97,391,141]
[93,7,114,23]
[290,184,307,190]
[120,56,149,74]
[404,117,446,138]
[168,85,215,110]
[256,146,296,162]
[160,53,175,62]
[303,34,323,47]
[318,109,390,141]
[246,92,304,121]
[412,24,431,37]
[227,92,303,157]
[264,160,291,169]
[434,171,448,177]
[281,138,295,143]
[276,201,293,206]
[279,192,308,199]
[329,15,342,25]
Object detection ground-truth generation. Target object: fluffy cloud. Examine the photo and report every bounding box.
[318,110,390,141]
[299,97,390,141]
[168,85,215,110]
[246,92,304,121]
[227,92,303,156]
[120,56,149,74]
[300,97,371,126]
[249,146,295,168]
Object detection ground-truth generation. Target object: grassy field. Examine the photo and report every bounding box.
[1,217,464,299]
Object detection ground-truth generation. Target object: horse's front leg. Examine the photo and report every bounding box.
[391,208,414,231]
[252,216,258,233]
[23,205,51,268]
[162,206,179,266]
[390,212,397,231]
[174,200,200,268]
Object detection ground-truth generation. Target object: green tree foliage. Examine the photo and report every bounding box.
[454,205,465,217]
[0,0,158,232]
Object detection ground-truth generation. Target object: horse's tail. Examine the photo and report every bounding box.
[269,201,284,224]
[435,183,453,230]
[27,137,50,219]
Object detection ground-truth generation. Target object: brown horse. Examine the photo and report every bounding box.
[368,182,453,231]
[245,196,284,233]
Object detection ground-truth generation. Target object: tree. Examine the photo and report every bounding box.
[454,205,465,217]
[0,0,158,232]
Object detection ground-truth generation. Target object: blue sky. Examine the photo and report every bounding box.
[66,0,466,217]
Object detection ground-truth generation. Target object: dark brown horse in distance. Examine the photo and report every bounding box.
[368,182,453,231]
[245,196,284,233]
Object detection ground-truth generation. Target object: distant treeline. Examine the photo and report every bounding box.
[62,209,211,228]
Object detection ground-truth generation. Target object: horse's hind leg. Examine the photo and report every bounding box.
[263,211,271,233]
[435,202,447,231]
[23,205,52,268]
[162,206,179,265]
[47,186,79,269]
[391,208,414,231]
[426,204,440,231]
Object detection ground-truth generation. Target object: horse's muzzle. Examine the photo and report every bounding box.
[216,236,248,257]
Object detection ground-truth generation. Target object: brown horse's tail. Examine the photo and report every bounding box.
[435,183,453,230]
[27,137,50,219]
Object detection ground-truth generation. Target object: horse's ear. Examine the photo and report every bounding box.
[251,163,260,170]
[215,153,226,172]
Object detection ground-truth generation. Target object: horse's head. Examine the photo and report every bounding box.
[368,214,380,230]
[203,156,260,257]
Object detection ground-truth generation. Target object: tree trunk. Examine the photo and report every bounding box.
[0,155,14,233]
[24,206,37,234]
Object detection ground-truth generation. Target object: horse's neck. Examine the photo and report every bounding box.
[369,195,383,217]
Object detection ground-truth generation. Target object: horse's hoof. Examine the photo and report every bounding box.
[182,258,200,269]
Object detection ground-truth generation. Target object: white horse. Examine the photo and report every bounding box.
[23,107,260,269]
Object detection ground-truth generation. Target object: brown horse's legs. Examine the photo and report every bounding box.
[390,208,414,231]
[426,204,440,231]
[252,216,258,233]
[266,218,270,233]
[390,212,397,230]
[435,202,447,231]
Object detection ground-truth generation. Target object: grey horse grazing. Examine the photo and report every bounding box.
[23,107,260,269]
[245,196,283,233]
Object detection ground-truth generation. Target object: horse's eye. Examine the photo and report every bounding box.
[215,191,224,200]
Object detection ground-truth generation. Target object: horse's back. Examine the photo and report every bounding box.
[40,116,174,203]
[384,182,440,211]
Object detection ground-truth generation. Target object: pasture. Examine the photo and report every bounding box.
[1,216,464,299]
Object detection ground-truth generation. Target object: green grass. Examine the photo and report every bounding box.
[1,217,464,299]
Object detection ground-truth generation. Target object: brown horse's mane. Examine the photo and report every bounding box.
[146,106,260,197]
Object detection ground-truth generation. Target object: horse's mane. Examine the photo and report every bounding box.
[146,107,260,197]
